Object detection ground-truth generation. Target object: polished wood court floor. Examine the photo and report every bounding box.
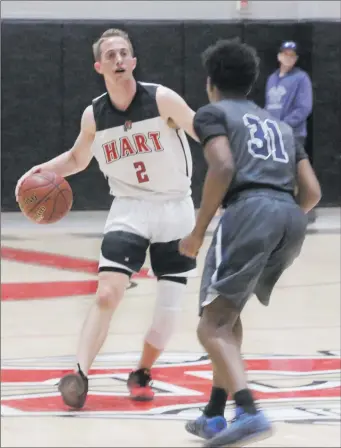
[1,208,340,447]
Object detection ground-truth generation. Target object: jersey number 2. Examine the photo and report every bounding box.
[243,114,289,163]
[134,161,150,183]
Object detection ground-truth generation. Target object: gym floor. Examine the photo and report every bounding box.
[1,208,340,447]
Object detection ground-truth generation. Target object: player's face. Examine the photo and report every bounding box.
[278,49,298,69]
[94,37,136,82]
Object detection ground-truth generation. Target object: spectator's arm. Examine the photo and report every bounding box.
[283,74,313,127]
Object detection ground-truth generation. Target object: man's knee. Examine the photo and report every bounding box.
[145,276,187,350]
[197,316,210,347]
[198,296,240,341]
[96,271,130,309]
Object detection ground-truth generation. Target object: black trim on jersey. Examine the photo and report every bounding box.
[176,129,189,177]
[105,84,140,117]
[92,82,160,132]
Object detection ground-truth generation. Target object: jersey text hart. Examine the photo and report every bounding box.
[103,132,163,163]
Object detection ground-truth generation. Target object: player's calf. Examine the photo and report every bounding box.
[59,272,130,409]
[128,276,187,401]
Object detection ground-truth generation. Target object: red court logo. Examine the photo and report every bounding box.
[1,351,340,424]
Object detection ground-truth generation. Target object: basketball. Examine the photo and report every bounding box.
[17,171,73,224]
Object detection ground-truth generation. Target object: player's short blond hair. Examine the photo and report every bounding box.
[92,29,134,61]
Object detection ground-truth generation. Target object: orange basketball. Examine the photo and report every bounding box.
[17,171,73,224]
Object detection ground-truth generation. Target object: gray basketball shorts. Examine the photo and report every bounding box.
[199,191,308,315]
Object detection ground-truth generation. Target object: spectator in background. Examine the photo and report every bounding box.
[265,41,312,146]
[265,41,315,221]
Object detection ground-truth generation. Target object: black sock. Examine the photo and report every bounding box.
[203,387,228,417]
[233,389,257,415]
[132,368,151,386]
[77,363,88,380]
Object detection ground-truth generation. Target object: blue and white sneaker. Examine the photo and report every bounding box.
[204,407,272,447]
[185,414,227,440]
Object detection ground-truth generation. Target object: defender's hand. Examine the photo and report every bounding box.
[179,232,204,259]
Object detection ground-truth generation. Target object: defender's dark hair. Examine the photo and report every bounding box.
[202,38,259,95]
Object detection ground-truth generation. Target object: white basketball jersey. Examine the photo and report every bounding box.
[91,82,192,201]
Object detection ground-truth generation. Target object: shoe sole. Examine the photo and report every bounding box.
[185,424,208,440]
[129,394,154,402]
[58,374,87,409]
[204,427,273,447]
[186,429,211,440]
[185,422,226,440]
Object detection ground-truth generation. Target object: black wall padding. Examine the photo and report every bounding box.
[1,21,63,210]
[312,22,341,206]
[1,20,340,211]
[125,21,184,95]
[183,22,243,110]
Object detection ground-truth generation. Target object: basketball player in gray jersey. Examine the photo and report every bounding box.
[179,39,321,446]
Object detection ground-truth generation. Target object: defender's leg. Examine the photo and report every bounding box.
[185,317,243,440]
[203,317,243,416]
[187,197,281,444]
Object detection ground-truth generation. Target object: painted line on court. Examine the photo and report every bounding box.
[1,247,151,301]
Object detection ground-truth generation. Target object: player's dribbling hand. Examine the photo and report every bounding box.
[179,232,204,259]
[15,165,42,202]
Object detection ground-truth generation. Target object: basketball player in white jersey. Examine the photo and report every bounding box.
[15,28,199,407]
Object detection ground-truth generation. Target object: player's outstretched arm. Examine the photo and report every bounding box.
[179,134,234,259]
[156,86,199,142]
[15,106,95,201]
[194,135,234,236]
[296,158,321,213]
[179,104,233,259]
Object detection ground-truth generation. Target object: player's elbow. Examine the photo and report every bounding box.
[210,160,234,181]
[296,159,321,213]
[308,184,322,207]
[298,181,322,214]
[218,160,235,179]
[70,150,91,172]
